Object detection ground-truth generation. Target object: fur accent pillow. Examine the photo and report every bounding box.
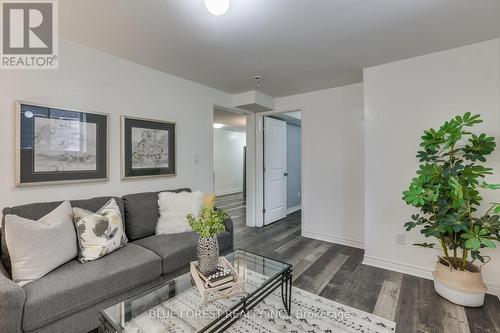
[5,201,78,286]
[73,198,128,263]
[156,191,203,235]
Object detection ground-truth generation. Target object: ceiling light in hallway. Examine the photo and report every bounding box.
[213,123,225,129]
[205,0,230,16]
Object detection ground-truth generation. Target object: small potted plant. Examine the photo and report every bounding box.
[187,194,228,275]
[403,113,500,307]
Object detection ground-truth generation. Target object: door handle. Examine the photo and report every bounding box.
[284,173,288,176]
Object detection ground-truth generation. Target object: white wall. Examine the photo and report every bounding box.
[0,40,231,213]
[498,35,500,298]
[275,83,365,248]
[214,129,246,195]
[364,39,500,295]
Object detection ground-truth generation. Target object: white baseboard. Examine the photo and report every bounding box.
[302,230,364,249]
[363,255,500,297]
[287,205,301,215]
[215,188,243,196]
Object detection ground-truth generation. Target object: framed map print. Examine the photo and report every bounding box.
[121,116,176,179]
[15,102,108,186]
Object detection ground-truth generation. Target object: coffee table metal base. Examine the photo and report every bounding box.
[200,267,293,332]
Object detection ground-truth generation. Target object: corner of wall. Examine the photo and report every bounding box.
[497,35,500,300]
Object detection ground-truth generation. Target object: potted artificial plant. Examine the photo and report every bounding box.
[187,194,228,275]
[403,113,500,307]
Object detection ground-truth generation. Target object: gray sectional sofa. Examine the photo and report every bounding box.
[0,189,234,333]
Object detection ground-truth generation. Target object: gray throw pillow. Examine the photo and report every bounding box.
[5,201,78,286]
[73,198,128,262]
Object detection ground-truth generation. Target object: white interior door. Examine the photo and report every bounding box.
[264,117,287,225]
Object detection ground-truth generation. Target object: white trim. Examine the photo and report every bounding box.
[287,205,301,214]
[209,107,215,194]
[215,188,244,196]
[363,255,434,280]
[363,255,500,296]
[302,230,364,249]
[255,115,264,227]
[245,114,256,228]
[258,108,302,116]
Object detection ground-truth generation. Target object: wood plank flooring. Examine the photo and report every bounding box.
[217,192,500,333]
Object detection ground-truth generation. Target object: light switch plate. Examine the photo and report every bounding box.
[396,233,406,245]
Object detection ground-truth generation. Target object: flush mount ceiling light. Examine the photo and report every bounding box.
[205,0,230,16]
[213,123,225,129]
[252,75,263,87]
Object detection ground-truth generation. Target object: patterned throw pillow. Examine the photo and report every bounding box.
[73,199,128,263]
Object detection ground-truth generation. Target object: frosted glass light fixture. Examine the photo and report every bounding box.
[205,0,230,16]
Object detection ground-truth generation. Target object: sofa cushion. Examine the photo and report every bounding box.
[1,197,124,275]
[21,243,161,331]
[133,231,232,275]
[122,188,191,240]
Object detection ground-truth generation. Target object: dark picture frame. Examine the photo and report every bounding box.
[121,116,176,179]
[15,102,108,186]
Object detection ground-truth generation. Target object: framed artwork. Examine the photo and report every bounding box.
[15,102,108,186]
[121,116,176,179]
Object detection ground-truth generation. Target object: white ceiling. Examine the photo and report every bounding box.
[60,0,500,97]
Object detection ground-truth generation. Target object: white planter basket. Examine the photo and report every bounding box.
[432,259,487,307]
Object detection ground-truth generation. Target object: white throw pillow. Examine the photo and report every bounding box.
[5,201,78,286]
[156,191,203,235]
[73,199,128,263]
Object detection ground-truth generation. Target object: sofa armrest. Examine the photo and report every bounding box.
[215,208,234,251]
[0,260,25,333]
[223,215,233,235]
[223,215,234,251]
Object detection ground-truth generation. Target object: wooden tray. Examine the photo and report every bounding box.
[190,257,246,304]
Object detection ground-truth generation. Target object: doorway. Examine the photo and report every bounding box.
[263,112,302,225]
[212,107,249,231]
[213,112,246,196]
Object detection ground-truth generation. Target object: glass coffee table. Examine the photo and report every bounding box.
[98,249,293,332]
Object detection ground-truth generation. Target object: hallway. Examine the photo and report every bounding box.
[215,192,248,235]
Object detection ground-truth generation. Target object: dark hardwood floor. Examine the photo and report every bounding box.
[216,192,500,333]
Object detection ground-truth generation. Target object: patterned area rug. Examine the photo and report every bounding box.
[125,271,396,333]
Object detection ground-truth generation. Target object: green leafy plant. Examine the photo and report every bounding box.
[187,208,227,238]
[403,113,500,271]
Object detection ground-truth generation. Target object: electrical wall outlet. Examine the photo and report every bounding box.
[396,233,406,245]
